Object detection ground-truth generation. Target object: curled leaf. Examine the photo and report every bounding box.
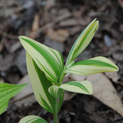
[48,85,64,112]
[66,19,99,65]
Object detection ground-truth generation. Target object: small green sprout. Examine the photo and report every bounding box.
[0,19,118,123]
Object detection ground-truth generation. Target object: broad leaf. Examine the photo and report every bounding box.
[64,56,119,75]
[19,115,48,123]
[19,36,64,83]
[60,81,92,95]
[0,82,27,114]
[26,52,55,114]
[66,19,99,65]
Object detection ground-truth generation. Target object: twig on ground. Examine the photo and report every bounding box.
[112,117,123,122]
[0,13,71,40]
[113,81,123,86]
[28,12,71,38]
[0,30,18,39]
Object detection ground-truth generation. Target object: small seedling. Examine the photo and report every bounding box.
[0,19,119,123]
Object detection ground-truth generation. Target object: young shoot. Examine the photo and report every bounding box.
[0,19,118,123]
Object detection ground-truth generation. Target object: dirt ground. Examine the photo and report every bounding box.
[0,0,123,123]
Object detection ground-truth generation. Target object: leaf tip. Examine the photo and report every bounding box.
[18,36,28,41]
[23,83,28,86]
[89,88,93,95]
[115,65,119,72]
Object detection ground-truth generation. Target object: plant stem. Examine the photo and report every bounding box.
[54,72,65,123]
[53,64,68,123]
[54,99,59,123]
[58,73,66,86]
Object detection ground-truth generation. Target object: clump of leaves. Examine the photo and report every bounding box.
[0,19,119,123]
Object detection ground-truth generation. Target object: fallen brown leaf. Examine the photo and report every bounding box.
[46,28,69,42]
[46,0,55,10]
[12,75,36,107]
[105,72,120,82]
[30,14,40,39]
[70,73,123,116]
[118,0,123,8]
[12,73,123,117]
[59,19,78,27]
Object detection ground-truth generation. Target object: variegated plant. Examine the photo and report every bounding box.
[0,82,27,115]
[17,19,118,123]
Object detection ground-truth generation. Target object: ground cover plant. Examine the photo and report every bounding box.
[0,19,119,123]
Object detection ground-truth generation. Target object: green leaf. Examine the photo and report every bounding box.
[0,82,27,114]
[67,61,74,69]
[48,85,64,112]
[48,85,64,99]
[60,81,92,95]
[19,115,48,123]
[64,56,119,75]
[26,52,55,114]
[66,19,99,65]
[19,36,64,83]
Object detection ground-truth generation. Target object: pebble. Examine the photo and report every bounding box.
[104,35,113,47]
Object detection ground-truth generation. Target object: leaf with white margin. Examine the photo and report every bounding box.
[66,19,99,65]
[0,82,27,114]
[19,36,64,83]
[60,81,92,95]
[19,115,48,123]
[26,52,56,114]
[64,56,119,75]
[48,85,64,99]
[48,85,64,112]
